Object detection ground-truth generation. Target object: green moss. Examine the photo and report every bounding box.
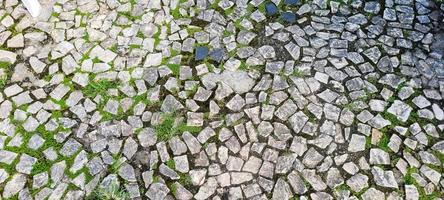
[52,98,68,110]
[387,96,396,103]
[186,84,199,96]
[365,135,372,149]
[82,31,90,42]
[303,107,317,123]
[37,125,64,152]
[407,112,438,127]
[0,61,10,68]
[51,110,63,119]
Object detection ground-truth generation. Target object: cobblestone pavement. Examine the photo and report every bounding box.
[0,0,444,199]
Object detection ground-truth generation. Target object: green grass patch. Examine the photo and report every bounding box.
[129,44,141,49]
[136,31,144,38]
[155,114,176,141]
[376,131,390,152]
[31,159,52,175]
[85,178,129,200]
[292,69,305,77]
[334,184,351,192]
[166,159,175,169]
[177,172,192,186]
[238,61,248,70]
[187,26,202,36]
[83,80,119,98]
[132,94,151,105]
[0,61,11,89]
[171,8,182,19]
[118,11,142,21]
[404,167,442,200]
[154,113,202,141]
[109,156,125,174]
[167,64,181,76]
[258,2,266,13]
[170,183,178,196]
[92,57,101,63]
[51,12,60,18]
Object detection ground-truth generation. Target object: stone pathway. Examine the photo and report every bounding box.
[0,0,443,199]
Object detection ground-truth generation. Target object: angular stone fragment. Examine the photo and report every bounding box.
[16,154,37,174]
[287,171,307,194]
[202,71,255,94]
[302,169,327,191]
[363,46,381,64]
[387,100,412,122]
[194,177,217,200]
[146,183,169,200]
[348,134,366,152]
[289,111,308,133]
[371,166,398,189]
[346,173,368,192]
[3,174,27,198]
[161,95,184,113]
[272,178,293,200]
[182,132,201,154]
[285,42,300,60]
[369,148,390,165]
[0,50,17,63]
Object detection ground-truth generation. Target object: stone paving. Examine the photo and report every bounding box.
[0,0,444,199]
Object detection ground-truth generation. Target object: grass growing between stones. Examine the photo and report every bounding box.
[177,172,193,186]
[167,63,181,76]
[109,155,125,174]
[166,159,175,169]
[82,80,119,98]
[155,114,176,141]
[155,113,202,141]
[0,61,10,89]
[86,179,129,200]
[376,132,390,152]
[404,167,442,200]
